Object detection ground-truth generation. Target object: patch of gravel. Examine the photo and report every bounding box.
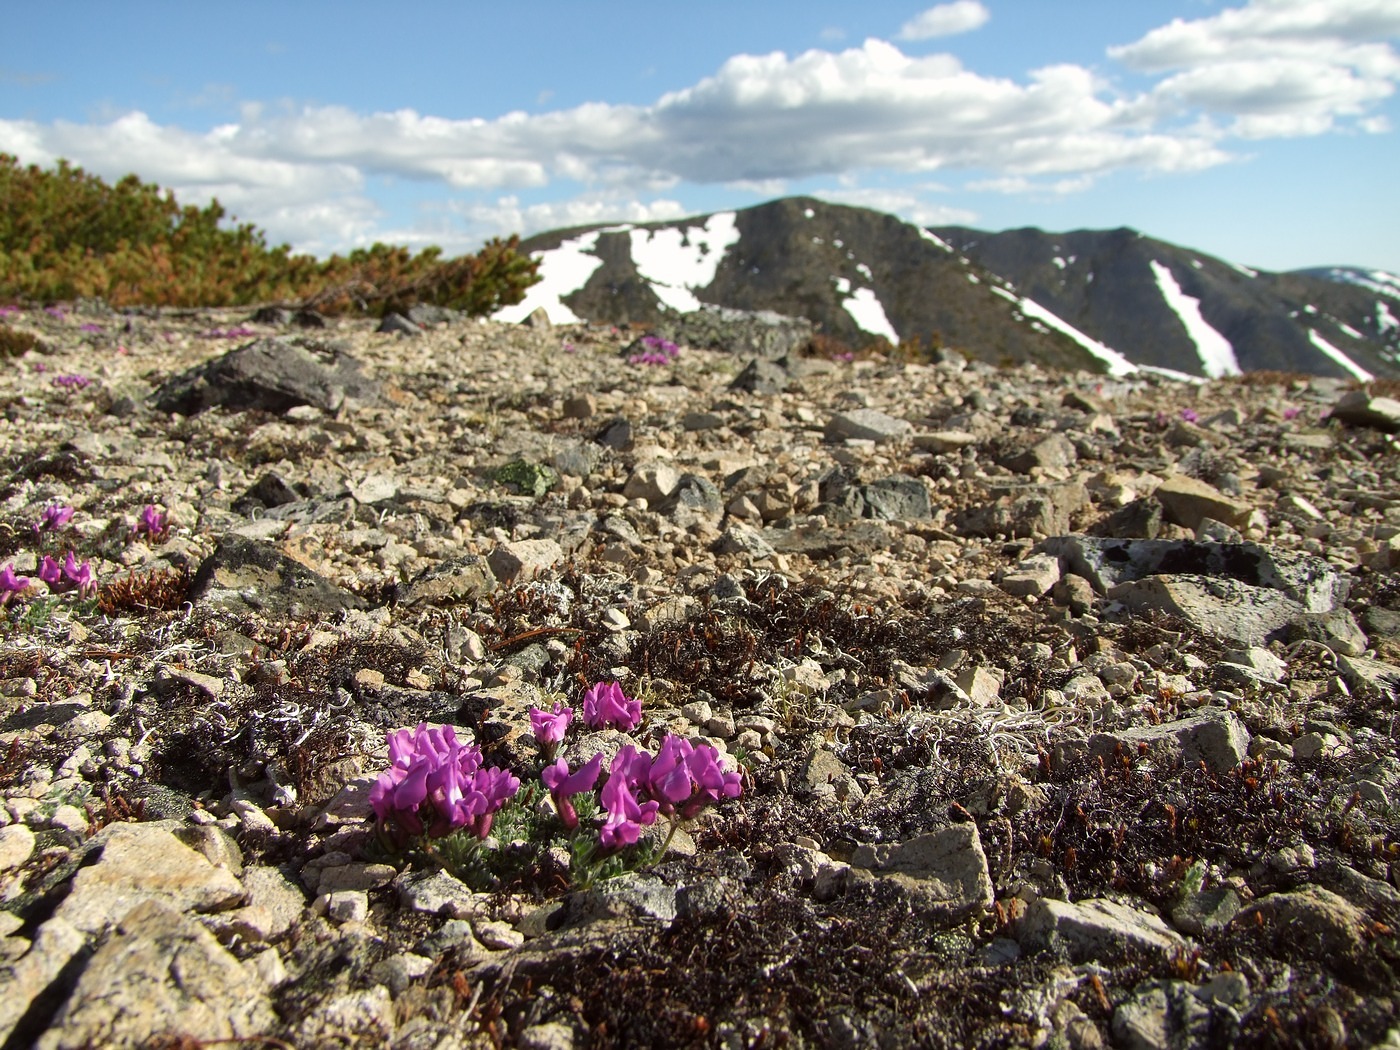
[0,305,1398,1048]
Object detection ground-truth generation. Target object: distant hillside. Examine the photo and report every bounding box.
[496,197,1399,379]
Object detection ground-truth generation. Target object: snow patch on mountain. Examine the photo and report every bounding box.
[1309,330,1373,381]
[1015,297,1137,377]
[492,230,608,324]
[1150,260,1241,378]
[630,212,740,313]
[1378,301,1398,334]
[843,288,899,344]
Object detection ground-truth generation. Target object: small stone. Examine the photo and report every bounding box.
[474,919,524,950]
[323,890,369,924]
[0,824,36,871]
[825,408,912,443]
[1001,553,1062,597]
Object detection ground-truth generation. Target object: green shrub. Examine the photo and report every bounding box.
[0,154,540,314]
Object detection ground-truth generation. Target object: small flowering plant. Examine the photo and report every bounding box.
[52,374,92,391]
[133,504,170,542]
[0,564,32,606]
[370,723,520,845]
[582,681,641,731]
[627,335,680,366]
[34,504,75,537]
[369,683,743,891]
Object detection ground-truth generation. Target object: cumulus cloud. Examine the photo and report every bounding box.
[810,186,978,226]
[897,2,991,41]
[4,0,1396,254]
[1111,0,1400,136]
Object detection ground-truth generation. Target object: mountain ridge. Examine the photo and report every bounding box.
[498,197,1399,380]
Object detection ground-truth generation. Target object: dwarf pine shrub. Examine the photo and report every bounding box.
[0,154,539,314]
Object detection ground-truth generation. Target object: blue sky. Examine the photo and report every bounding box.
[4,1,1399,272]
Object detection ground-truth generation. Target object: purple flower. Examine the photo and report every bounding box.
[628,335,680,366]
[598,745,659,851]
[541,752,603,830]
[34,504,75,535]
[52,374,91,390]
[79,323,102,333]
[581,681,641,732]
[134,504,168,540]
[1180,408,1200,424]
[647,734,743,818]
[1283,406,1302,421]
[38,555,63,586]
[369,723,519,840]
[0,564,31,605]
[529,702,573,753]
[44,307,66,319]
[61,551,96,598]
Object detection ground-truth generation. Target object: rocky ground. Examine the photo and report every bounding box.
[0,302,1398,1049]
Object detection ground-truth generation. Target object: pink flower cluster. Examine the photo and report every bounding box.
[628,335,680,366]
[581,681,641,731]
[133,504,169,541]
[369,723,520,840]
[34,504,74,535]
[0,565,31,606]
[39,551,97,598]
[201,325,258,339]
[539,733,742,850]
[52,374,91,390]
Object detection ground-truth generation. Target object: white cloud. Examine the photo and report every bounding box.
[1111,0,1400,135]
[809,186,977,226]
[3,0,1396,255]
[898,2,991,41]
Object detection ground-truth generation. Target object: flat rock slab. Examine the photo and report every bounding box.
[487,539,565,586]
[825,408,913,443]
[152,337,379,415]
[0,917,88,1047]
[1090,709,1250,774]
[401,554,497,606]
[1330,390,1400,432]
[1043,536,1346,605]
[1018,896,1188,961]
[1153,475,1253,530]
[850,825,993,922]
[55,823,246,935]
[189,534,367,617]
[37,900,276,1050]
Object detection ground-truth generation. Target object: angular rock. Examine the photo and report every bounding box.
[188,534,367,617]
[1089,710,1249,773]
[1000,553,1062,597]
[658,474,724,529]
[1002,433,1077,475]
[850,825,994,922]
[488,538,565,585]
[401,554,497,606]
[1018,897,1188,961]
[0,917,88,1048]
[957,482,1089,539]
[824,408,912,444]
[622,462,681,503]
[729,358,789,394]
[1329,390,1400,432]
[36,900,276,1050]
[152,337,379,415]
[55,824,247,935]
[1153,475,1252,531]
[0,823,36,871]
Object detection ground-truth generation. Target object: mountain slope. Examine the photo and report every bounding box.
[497,197,1398,379]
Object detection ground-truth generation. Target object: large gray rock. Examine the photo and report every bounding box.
[849,825,994,922]
[54,823,246,936]
[658,474,724,528]
[1329,390,1400,432]
[1040,536,1348,609]
[957,482,1089,539]
[825,408,913,444]
[401,554,497,606]
[1018,896,1188,961]
[1153,475,1253,530]
[152,337,379,415]
[1090,710,1250,774]
[0,918,88,1047]
[189,534,367,617]
[657,305,814,361]
[37,900,277,1050]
